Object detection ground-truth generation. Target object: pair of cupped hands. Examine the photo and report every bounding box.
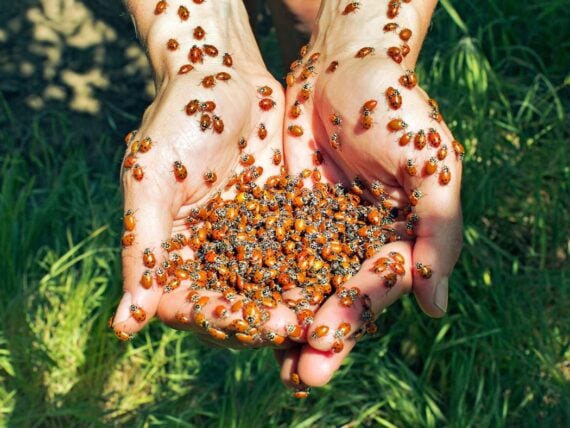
[113,21,462,388]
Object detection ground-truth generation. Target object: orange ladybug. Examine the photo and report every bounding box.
[132,164,144,181]
[360,110,373,129]
[439,165,451,185]
[387,118,407,132]
[385,86,402,109]
[399,28,412,41]
[428,128,442,147]
[259,98,276,111]
[215,72,231,81]
[212,115,224,134]
[299,83,312,100]
[288,125,304,137]
[115,330,131,341]
[203,170,217,184]
[139,137,152,153]
[185,99,200,116]
[399,132,413,146]
[203,44,219,57]
[189,45,203,63]
[154,0,167,15]
[142,248,156,268]
[193,26,206,40]
[387,1,400,18]
[121,233,135,247]
[178,64,194,75]
[123,209,136,231]
[332,340,344,353]
[356,47,374,58]
[452,140,465,160]
[293,390,310,399]
[286,72,295,87]
[140,270,153,289]
[311,325,329,339]
[327,60,339,72]
[343,2,360,14]
[425,157,438,175]
[200,113,212,131]
[387,46,402,63]
[290,101,302,118]
[416,262,432,279]
[223,53,233,67]
[166,38,179,51]
[399,70,418,89]
[257,123,268,140]
[240,153,255,166]
[272,149,282,165]
[130,305,146,322]
[409,189,423,206]
[207,327,228,340]
[257,86,273,96]
[123,154,137,169]
[201,75,215,88]
[414,130,427,149]
[405,159,417,176]
[173,161,188,181]
[383,22,399,32]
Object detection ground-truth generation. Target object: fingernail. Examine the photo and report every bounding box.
[113,292,132,326]
[434,277,448,313]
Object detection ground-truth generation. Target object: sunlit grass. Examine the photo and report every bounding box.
[0,0,569,426]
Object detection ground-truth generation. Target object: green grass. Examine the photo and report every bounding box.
[1,0,569,426]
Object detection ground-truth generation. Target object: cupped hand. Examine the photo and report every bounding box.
[111,3,301,348]
[280,34,463,387]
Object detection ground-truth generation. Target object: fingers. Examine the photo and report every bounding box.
[157,284,300,348]
[112,176,175,339]
[277,345,322,394]
[277,346,302,388]
[398,119,463,317]
[297,241,413,387]
[296,341,354,388]
[408,174,462,316]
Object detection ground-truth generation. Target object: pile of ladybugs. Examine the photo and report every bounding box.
[115,0,465,399]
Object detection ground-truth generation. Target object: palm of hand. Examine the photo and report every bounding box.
[117,69,306,347]
[277,52,463,387]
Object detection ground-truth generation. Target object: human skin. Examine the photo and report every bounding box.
[113,0,302,347]
[278,0,463,387]
[112,0,462,389]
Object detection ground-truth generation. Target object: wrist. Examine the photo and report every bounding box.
[309,0,438,68]
[125,0,267,84]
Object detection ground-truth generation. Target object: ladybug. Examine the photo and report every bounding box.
[356,47,374,58]
[343,2,361,14]
[288,125,304,137]
[223,53,233,67]
[259,98,276,111]
[439,165,451,185]
[142,248,156,268]
[193,26,206,40]
[166,38,179,51]
[173,161,188,181]
[130,305,146,322]
[416,262,432,279]
[154,0,167,15]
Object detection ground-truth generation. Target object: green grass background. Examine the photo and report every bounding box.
[0,0,569,426]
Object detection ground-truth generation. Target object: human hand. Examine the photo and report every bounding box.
[279,0,463,388]
[111,0,302,348]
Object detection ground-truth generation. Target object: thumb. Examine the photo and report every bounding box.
[402,127,463,317]
[112,172,175,340]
